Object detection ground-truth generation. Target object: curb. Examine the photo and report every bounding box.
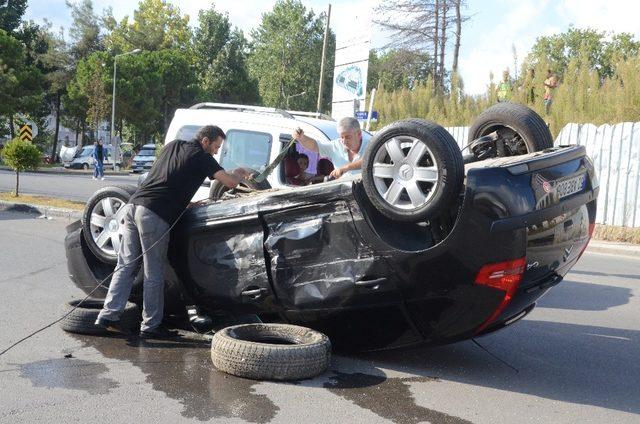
[0,166,131,176]
[586,240,640,258]
[0,200,83,221]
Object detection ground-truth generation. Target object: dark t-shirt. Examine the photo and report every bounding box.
[129,139,223,224]
[94,145,103,162]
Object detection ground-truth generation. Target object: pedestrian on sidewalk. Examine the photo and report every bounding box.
[92,139,105,180]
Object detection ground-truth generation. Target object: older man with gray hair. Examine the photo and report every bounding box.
[292,116,368,179]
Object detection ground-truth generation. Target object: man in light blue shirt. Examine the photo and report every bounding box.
[292,117,368,179]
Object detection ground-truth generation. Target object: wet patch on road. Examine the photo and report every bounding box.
[324,371,471,424]
[18,358,118,395]
[69,334,279,423]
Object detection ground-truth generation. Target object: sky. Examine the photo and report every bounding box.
[23,0,640,95]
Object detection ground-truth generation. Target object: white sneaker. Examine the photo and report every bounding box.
[101,177,105,180]
[92,177,97,180]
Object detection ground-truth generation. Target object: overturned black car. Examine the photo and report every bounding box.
[64,103,599,351]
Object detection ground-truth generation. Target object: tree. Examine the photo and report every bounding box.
[526,28,640,80]
[0,138,41,196]
[247,0,334,111]
[62,0,103,146]
[69,52,110,141]
[0,0,27,33]
[102,0,191,53]
[374,0,468,90]
[193,7,258,104]
[149,49,199,131]
[0,29,45,138]
[368,48,432,91]
[66,0,103,61]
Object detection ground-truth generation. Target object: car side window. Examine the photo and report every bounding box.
[220,130,272,172]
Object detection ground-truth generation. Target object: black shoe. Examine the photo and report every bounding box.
[95,317,132,335]
[139,325,179,339]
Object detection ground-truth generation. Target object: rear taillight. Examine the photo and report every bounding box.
[474,257,526,333]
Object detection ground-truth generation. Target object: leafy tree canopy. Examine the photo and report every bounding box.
[526,28,640,79]
[103,0,191,53]
[194,6,258,104]
[0,0,27,33]
[247,0,334,111]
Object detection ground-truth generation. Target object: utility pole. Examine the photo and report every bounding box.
[111,48,141,170]
[316,4,331,114]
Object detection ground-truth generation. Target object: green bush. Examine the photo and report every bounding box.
[0,138,41,196]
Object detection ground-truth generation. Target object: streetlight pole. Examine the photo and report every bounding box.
[111,48,141,170]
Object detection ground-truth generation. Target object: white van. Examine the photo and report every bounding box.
[164,103,371,201]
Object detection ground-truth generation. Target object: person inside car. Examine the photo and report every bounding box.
[292,116,368,180]
[294,154,319,185]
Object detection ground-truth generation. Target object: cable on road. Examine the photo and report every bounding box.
[0,207,188,357]
[471,338,519,373]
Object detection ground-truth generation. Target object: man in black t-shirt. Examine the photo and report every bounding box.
[95,125,251,338]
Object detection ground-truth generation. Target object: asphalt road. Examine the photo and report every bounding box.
[0,210,638,423]
[0,169,139,202]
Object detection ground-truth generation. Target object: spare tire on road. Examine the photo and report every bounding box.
[362,119,464,222]
[468,102,553,156]
[60,299,140,335]
[211,324,331,380]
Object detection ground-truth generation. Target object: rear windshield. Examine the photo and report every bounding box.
[137,148,156,157]
[76,147,93,157]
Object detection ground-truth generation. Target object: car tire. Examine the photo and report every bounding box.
[82,185,137,264]
[361,119,464,222]
[59,299,140,335]
[209,177,271,201]
[211,324,331,381]
[468,102,553,155]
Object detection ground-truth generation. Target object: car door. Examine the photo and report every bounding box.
[262,199,403,312]
[169,213,277,314]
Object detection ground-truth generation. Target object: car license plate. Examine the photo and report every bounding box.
[556,174,586,198]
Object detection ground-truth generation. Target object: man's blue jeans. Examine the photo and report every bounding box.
[97,204,170,331]
[93,160,104,178]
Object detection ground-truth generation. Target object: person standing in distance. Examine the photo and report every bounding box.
[92,139,105,180]
[292,116,368,180]
[95,125,252,338]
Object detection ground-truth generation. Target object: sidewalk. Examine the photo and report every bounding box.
[0,165,131,176]
[0,199,82,220]
[585,240,640,258]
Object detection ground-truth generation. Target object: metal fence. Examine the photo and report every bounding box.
[446,123,640,228]
[556,122,640,228]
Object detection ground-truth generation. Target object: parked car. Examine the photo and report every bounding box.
[130,143,157,173]
[64,144,120,170]
[64,102,598,351]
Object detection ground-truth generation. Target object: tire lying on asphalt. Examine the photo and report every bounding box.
[361,119,464,222]
[211,324,331,381]
[209,175,271,201]
[59,299,140,335]
[468,102,554,156]
[82,185,137,264]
